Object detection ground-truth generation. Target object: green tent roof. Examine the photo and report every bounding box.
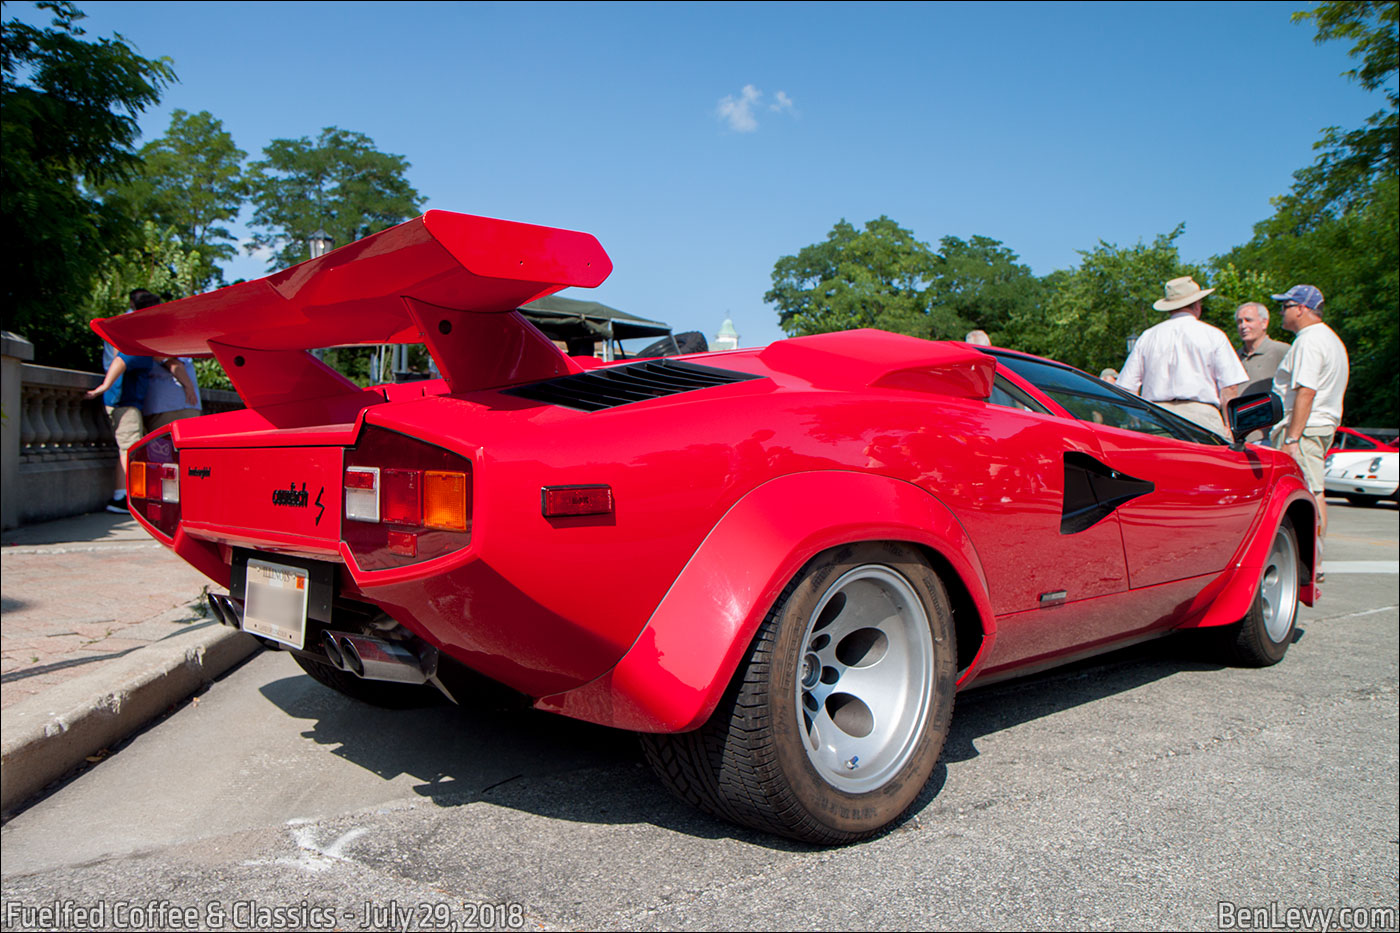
[520,295,672,341]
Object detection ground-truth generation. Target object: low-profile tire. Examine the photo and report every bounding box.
[291,653,439,709]
[642,542,958,844]
[1224,519,1301,667]
[1344,493,1381,507]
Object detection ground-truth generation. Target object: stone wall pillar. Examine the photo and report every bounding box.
[2,331,35,530]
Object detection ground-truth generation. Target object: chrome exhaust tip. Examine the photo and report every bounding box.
[206,592,231,626]
[207,593,244,628]
[340,634,428,685]
[322,630,346,670]
[319,631,431,685]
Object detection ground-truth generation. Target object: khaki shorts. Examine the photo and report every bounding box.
[1271,426,1333,493]
[146,408,201,431]
[105,405,145,453]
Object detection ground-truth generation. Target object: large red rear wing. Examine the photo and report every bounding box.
[92,211,613,407]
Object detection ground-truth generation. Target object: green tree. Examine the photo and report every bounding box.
[1016,227,1201,376]
[1208,2,1399,426]
[99,109,246,288]
[927,235,1046,345]
[1282,1,1397,219]
[766,217,950,338]
[1,0,175,367]
[1216,176,1398,426]
[246,127,423,270]
[83,220,202,319]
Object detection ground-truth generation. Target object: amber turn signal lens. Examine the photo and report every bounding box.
[129,461,148,499]
[423,471,468,531]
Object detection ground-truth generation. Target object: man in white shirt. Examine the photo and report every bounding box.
[1270,284,1349,545]
[1117,276,1248,439]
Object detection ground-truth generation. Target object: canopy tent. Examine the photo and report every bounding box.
[519,295,674,360]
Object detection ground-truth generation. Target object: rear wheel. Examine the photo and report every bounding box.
[642,542,957,844]
[1224,520,1300,667]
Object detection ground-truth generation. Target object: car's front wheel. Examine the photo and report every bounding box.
[1224,519,1301,667]
[642,542,957,843]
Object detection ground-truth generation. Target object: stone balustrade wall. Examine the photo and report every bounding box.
[2,332,242,529]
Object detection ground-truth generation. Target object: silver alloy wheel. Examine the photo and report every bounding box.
[795,564,934,794]
[1260,524,1300,643]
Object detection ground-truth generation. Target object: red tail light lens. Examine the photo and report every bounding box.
[341,427,473,571]
[382,469,422,525]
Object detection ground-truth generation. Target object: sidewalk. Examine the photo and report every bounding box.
[1,511,260,814]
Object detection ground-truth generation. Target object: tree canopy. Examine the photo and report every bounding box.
[1283,0,1398,218]
[766,217,943,338]
[1,0,174,366]
[1212,0,1399,425]
[246,127,423,270]
[1005,227,1199,376]
[766,221,1043,342]
[97,109,246,289]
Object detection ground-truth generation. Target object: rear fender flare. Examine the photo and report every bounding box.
[535,470,995,733]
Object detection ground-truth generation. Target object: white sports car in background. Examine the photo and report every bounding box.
[1325,450,1400,506]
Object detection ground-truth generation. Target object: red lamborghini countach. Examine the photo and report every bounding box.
[96,211,1318,843]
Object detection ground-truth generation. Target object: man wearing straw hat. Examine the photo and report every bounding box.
[1118,276,1248,439]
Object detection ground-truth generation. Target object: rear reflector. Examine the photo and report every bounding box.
[424,471,468,531]
[542,485,614,517]
[386,530,418,557]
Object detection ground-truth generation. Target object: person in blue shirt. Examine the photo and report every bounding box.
[84,290,162,513]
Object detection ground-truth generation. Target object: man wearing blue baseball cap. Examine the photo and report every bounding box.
[1270,284,1349,551]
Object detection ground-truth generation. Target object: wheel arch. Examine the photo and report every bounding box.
[1179,479,1319,630]
[534,470,996,733]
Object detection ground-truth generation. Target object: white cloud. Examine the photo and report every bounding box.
[716,85,798,133]
[716,84,763,132]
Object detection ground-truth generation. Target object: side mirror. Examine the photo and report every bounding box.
[1226,392,1283,450]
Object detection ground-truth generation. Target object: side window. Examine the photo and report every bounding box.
[993,354,1225,445]
[987,375,1050,413]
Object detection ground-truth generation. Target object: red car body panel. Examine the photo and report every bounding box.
[99,211,1318,736]
[1329,426,1398,452]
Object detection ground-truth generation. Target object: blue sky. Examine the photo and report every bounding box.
[23,1,1387,347]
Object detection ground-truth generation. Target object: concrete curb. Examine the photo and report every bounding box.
[0,623,262,815]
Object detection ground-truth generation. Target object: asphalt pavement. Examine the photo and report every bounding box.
[0,501,1395,931]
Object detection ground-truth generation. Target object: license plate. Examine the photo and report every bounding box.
[242,558,309,649]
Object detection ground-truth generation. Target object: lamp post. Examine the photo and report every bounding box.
[307,229,334,259]
[307,231,334,360]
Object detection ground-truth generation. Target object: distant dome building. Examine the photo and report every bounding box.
[714,317,740,351]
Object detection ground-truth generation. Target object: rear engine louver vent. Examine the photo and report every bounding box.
[505,359,762,411]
